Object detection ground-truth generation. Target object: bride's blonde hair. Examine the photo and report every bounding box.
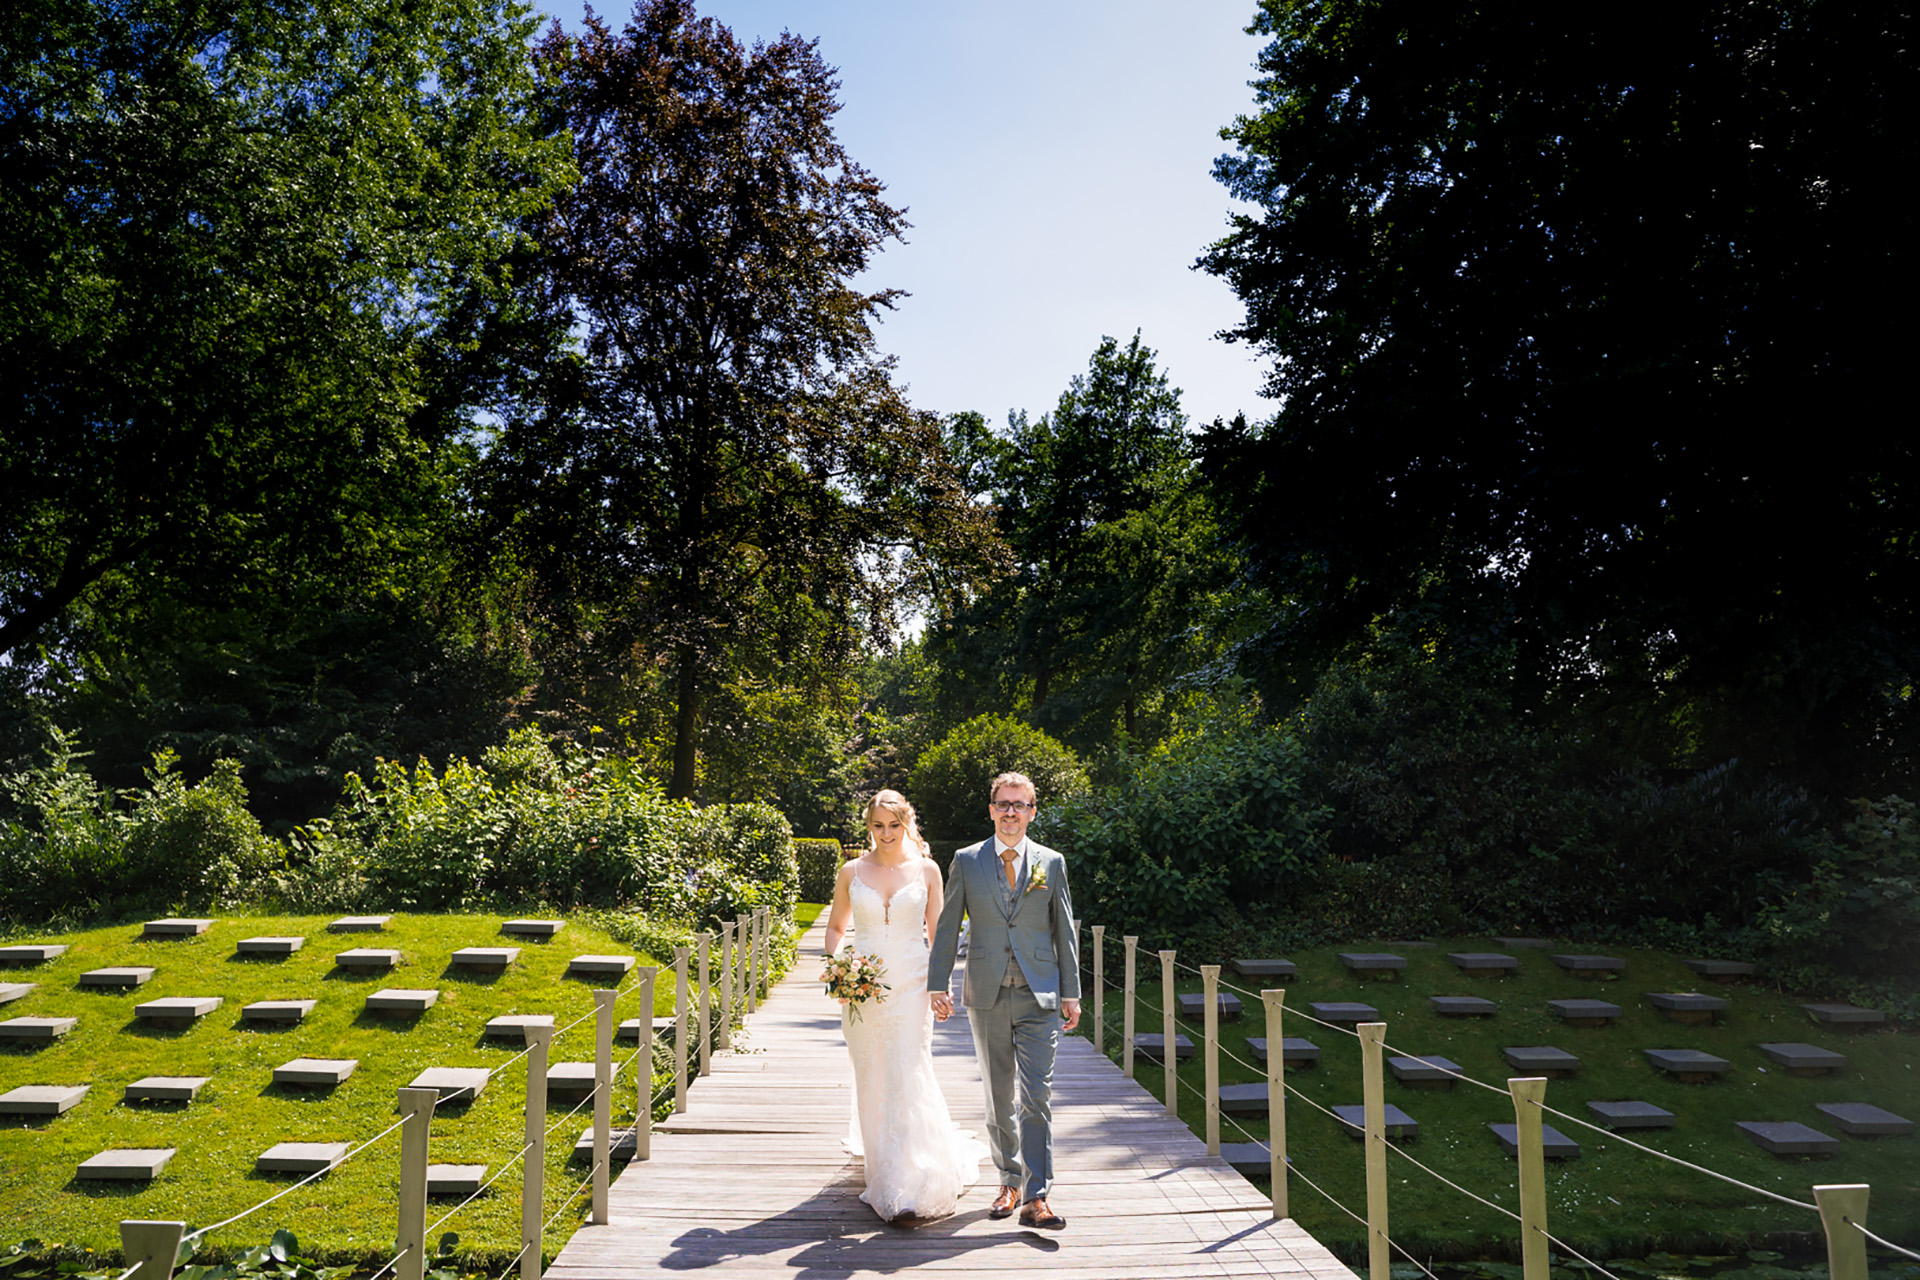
[864,789,931,858]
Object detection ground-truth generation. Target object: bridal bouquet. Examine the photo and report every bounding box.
[822,947,889,1021]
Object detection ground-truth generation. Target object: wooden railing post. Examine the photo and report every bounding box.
[696,930,712,1077]
[521,1023,553,1280]
[1509,1077,1550,1280]
[759,907,772,995]
[717,922,734,1050]
[1261,988,1288,1219]
[396,1086,437,1280]
[1122,935,1138,1078]
[1159,949,1177,1115]
[746,911,761,1013]
[673,944,690,1113]
[1201,963,1221,1155]
[119,1222,186,1280]
[635,966,656,1161]
[1090,925,1105,1052]
[1814,1185,1871,1280]
[735,912,751,1015]
[592,988,615,1224]
[1359,1021,1389,1280]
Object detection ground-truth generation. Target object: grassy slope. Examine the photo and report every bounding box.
[1080,939,1919,1260]
[0,914,686,1265]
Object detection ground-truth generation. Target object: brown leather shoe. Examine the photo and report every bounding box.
[1019,1196,1066,1230]
[988,1186,1020,1219]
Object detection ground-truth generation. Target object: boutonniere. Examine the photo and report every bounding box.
[1025,865,1048,895]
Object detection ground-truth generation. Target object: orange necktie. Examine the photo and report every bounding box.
[1001,847,1018,892]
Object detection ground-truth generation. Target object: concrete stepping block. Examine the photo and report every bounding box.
[571,1126,640,1163]
[547,1062,604,1097]
[124,1076,210,1103]
[486,1014,555,1041]
[329,916,391,932]
[1133,1033,1194,1061]
[0,982,36,1005]
[451,947,520,974]
[274,1057,358,1088]
[1332,1103,1418,1141]
[237,936,305,956]
[1337,952,1406,978]
[1219,1141,1277,1176]
[1229,958,1295,980]
[78,1148,176,1181]
[1448,952,1519,976]
[1308,1001,1380,1024]
[1587,1100,1676,1129]
[427,1164,490,1196]
[143,918,213,938]
[1647,991,1729,1024]
[0,1084,89,1116]
[0,945,68,966]
[1389,1055,1462,1088]
[1432,995,1497,1018]
[0,1016,77,1041]
[1219,1083,1275,1116]
[567,954,636,979]
[134,996,222,1025]
[366,987,439,1014]
[1490,1122,1579,1159]
[1683,958,1755,978]
[502,920,564,938]
[257,1142,349,1174]
[1816,1102,1914,1137]
[1549,998,1622,1027]
[1177,992,1242,1021]
[1802,1002,1885,1028]
[1644,1048,1732,1081]
[242,999,318,1025]
[334,948,401,972]
[616,1018,654,1043]
[1493,937,1551,949]
[1550,954,1624,979]
[1248,1037,1321,1067]
[1757,1042,1848,1076]
[409,1067,491,1103]
[1503,1045,1581,1076]
[80,966,155,988]
[1737,1120,1838,1156]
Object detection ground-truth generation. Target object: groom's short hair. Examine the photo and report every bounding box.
[989,771,1036,802]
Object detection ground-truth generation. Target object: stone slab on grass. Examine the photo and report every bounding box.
[124,1076,210,1103]
[134,996,222,1025]
[546,1062,601,1096]
[1737,1120,1839,1156]
[1220,1142,1278,1177]
[486,1014,555,1041]
[567,955,636,979]
[1815,1103,1914,1137]
[616,1018,650,1043]
[1647,992,1730,1024]
[1503,1045,1582,1076]
[0,945,67,966]
[80,967,155,988]
[1332,1103,1419,1141]
[1489,1122,1580,1159]
[367,988,439,1015]
[502,920,564,938]
[410,1067,491,1103]
[1176,992,1242,1022]
[237,937,305,956]
[1229,958,1295,980]
[427,1164,490,1196]
[242,999,317,1025]
[1218,1083,1275,1117]
[0,1084,89,1116]
[1802,1003,1885,1028]
[571,1126,640,1163]
[1549,998,1622,1026]
[1645,1048,1732,1081]
[451,947,520,974]
[1248,1037,1320,1067]
[78,1148,175,1181]
[1683,958,1756,978]
[1337,952,1406,978]
[274,1057,358,1088]
[1758,1042,1848,1075]
[143,918,213,939]
[1308,1001,1380,1024]
[0,982,35,1005]
[1550,954,1625,979]
[257,1142,349,1174]
[329,916,391,933]
[1389,1055,1462,1088]
[1448,953,1520,976]
[334,949,401,972]
[0,1016,77,1041]
[1132,1033,1195,1061]
[1587,1100,1676,1130]
[1432,995,1497,1018]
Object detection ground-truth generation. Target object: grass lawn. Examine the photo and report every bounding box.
[0,913,709,1266]
[1076,938,1919,1261]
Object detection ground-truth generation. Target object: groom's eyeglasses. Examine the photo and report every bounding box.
[990,800,1033,813]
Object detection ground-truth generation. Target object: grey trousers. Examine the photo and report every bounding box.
[967,984,1060,1201]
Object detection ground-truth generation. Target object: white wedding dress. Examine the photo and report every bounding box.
[843,870,986,1220]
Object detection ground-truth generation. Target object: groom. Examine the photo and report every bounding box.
[929,771,1080,1230]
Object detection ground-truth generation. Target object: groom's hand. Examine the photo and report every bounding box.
[931,992,954,1021]
[1060,998,1081,1032]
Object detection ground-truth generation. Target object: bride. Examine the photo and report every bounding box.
[822,789,986,1222]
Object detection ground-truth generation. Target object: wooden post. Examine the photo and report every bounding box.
[1261,988,1288,1219]
[745,911,759,1014]
[735,913,751,1015]
[592,988,615,1225]
[521,1023,553,1280]
[1359,1021,1389,1280]
[696,931,712,1077]
[1090,925,1105,1052]
[635,967,656,1161]
[396,1086,437,1280]
[673,944,690,1114]
[118,1222,185,1280]
[1509,1077,1550,1280]
[717,922,734,1050]
[1122,935,1138,1078]
[1159,949,1177,1114]
[758,907,771,996]
[1201,963,1221,1155]
[1813,1185,1871,1280]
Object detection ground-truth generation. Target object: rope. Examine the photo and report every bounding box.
[544,1160,604,1233]
[544,1082,603,1137]
[1532,1099,1819,1213]
[490,1240,532,1280]
[425,1140,537,1237]
[1539,1227,1625,1280]
[185,1113,409,1243]
[1384,1139,1522,1224]
[359,1244,410,1280]
[1851,1219,1920,1261]
[1378,1037,1515,1100]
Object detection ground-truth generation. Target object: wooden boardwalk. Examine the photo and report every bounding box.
[548,920,1358,1279]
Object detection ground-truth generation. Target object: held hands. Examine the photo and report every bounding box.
[930,992,954,1021]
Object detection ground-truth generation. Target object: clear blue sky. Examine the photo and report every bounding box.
[532,0,1273,431]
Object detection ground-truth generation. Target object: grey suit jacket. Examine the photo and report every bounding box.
[929,838,1081,1011]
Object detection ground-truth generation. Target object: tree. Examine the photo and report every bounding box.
[496,0,1001,799]
[1199,0,1920,789]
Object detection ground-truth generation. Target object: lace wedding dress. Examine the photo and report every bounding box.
[843,870,986,1220]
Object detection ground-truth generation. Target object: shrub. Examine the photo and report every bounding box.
[1759,794,1920,985]
[677,801,799,928]
[795,837,844,903]
[911,714,1089,846]
[122,754,276,908]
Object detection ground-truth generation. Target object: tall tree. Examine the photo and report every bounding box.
[498,0,1000,798]
[1200,0,1919,788]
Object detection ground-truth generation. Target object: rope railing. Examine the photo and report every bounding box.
[1851,1220,1920,1262]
